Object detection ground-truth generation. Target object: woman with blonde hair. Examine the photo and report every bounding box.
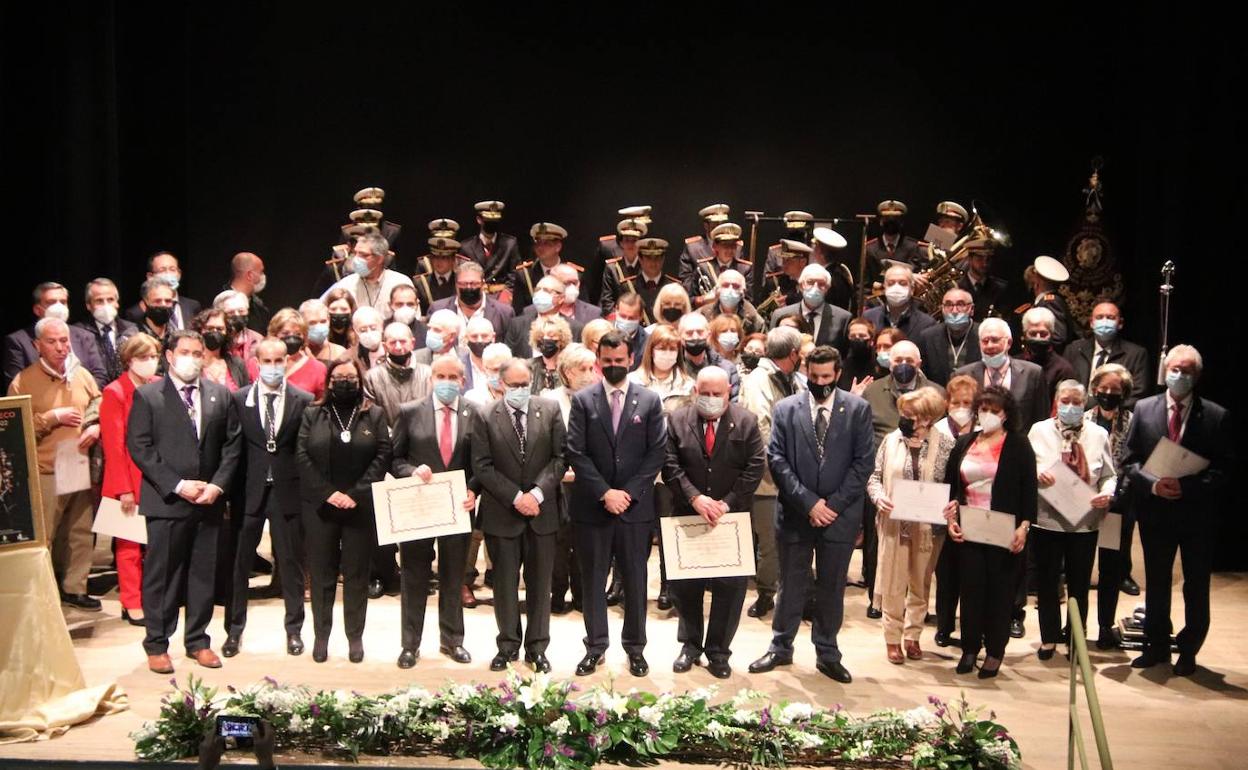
[628,323,694,413]
[529,314,573,394]
[652,284,692,330]
[707,313,744,365]
[580,318,613,354]
[867,386,955,663]
[245,307,328,399]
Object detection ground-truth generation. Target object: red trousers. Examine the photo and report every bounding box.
[114,537,144,610]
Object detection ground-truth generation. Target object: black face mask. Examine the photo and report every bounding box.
[537,339,561,358]
[881,218,903,236]
[388,351,411,366]
[481,221,498,235]
[329,380,360,403]
[898,415,917,438]
[741,352,761,370]
[1024,338,1052,359]
[458,287,483,306]
[201,330,226,351]
[683,339,708,357]
[892,362,917,385]
[808,380,835,402]
[602,365,629,385]
[467,341,489,358]
[848,338,871,359]
[1095,391,1124,411]
[329,313,351,331]
[660,307,683,323]
[226,315,248,334]
[145,306,172,326]
[282,335,304,355]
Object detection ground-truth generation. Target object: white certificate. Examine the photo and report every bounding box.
[91,496,147,544]
[888,478,951,525]
[1143,437,1209,479]
[959,506,1016,550]
[661,511,756,580]
[371,470,470,545]
[54,440,92,496]
[1097,512,1122,552]
[1039,462,1096,526]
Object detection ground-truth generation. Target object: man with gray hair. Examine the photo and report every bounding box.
[213,289,263,361]
[3,281,108,391]
[415,308,462,366]
[321,232,414,316]
[352,306,386,368]
[1020,305,1076,399]
[7,317,103,610]
[863,264,937,340]
[768,263,852,350]
[74,277,141,384]
[737,325,803,617]
[699,269,765,335]
[364,322,433,427]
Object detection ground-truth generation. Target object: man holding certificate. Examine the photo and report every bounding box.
[661,367,765,678]
[748,345,875,683]
[1122,345,1231,677]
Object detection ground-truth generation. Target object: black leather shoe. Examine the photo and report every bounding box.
[1009,618,1025,638]
[1037,645,1056,661]
[397,649,418,669]
[934,631,959,648]
[605,582,624,607]
[656,589,672,611]
[312,638,328,663]
[440,644,471,664]
[348,638,364,663]
[672,651,698,673]
[956,653,977,674]
[490,650,518,671]
[287,634,304,656]
[628,654,649,677]
[60,592,102,611]
[550,597,570,615]
[526,653,551,673]
[121,608,146,626]
[1120,576,1141,596]
[1173,654,1197,677]
[866,606,883,619]
[747,652,792,674]
[367,579,384,599]
[575,653,603,676]
[706,659,732,679]
[222,635,241,658]
[1132,649,1171,669]
[1096,628,1120,650]
[816,659,852,683]
[747,595,774,618]
[978,665,1000,679]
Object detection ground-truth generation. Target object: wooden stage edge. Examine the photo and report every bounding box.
[2,541,1247,769]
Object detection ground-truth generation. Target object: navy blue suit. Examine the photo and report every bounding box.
[766,387,875,664]
[567,381,666,655]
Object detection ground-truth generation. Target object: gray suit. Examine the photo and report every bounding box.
[769,301,852,351]
[953,357,1049,428]
[472,396,567,656]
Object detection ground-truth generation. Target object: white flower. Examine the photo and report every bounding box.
[446,684,477,704]
[731,708,758,725]
[288,714,306,734]
[902,706,939,729]
[731,689,764,709]
[777,702,813,725]
[406,687,435,708]
[791,731,823,749]
[687,686,716,702]
[431,721,451,740]
[333,690,353,707]
[492,712,521,731]
[705,720,729,739]
[129,723,158,742]
[638,705,663,727]
[550,715,571,735]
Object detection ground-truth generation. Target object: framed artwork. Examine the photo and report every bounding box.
[0,395,46,550]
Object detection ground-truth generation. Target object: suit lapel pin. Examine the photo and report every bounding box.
[839,406,844,413]
[462,410,469,417]
[210,396,216,403]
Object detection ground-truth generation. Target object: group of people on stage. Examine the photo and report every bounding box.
[4,194,1228,683]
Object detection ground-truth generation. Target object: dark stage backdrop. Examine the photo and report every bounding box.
[2,5,1242,562]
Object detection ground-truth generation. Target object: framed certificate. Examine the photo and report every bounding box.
[0,396,45,550]
[888,478,951,525]
[660,511,755,580]
[371,470,470,545]
[959,506,1016,550]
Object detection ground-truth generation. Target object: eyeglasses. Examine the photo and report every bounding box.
[941,301,972,310]
[330,376,359,384]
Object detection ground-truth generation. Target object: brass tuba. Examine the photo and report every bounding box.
[917,202,1010,314]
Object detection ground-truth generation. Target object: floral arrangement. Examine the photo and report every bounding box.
[132,673,1020,769]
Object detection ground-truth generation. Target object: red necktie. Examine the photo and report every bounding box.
[1168,402,1182,442]
[440,406,454,467]
[705,418,716,455]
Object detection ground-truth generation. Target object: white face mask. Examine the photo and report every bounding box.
[653,349,679,372]
[253,273,267,293]
[358,330,382,351]
[392,306,417,326]
[44,302,70,322]
[171,354,202,381]
[131,358,158,379]
[92,303,118,325]
[884,284,911,307]
[564,284,580,304]
[949,407,972,426]
[977,410,1003,433]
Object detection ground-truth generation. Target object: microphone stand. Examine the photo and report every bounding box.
[744,212,870,306]
[1156,260,1175,385]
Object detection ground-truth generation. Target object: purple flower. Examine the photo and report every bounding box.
[935,708,946,719]
[543,742,555,758]
[928,695,943,706]
[310,704,321,717]
[759,708,771,727]
[562,703,577,713]
[566,682,581,692]
[646,729,659,742]
[559,745,575,757]
[263,676,278,686]
[476,684,489,693]
[184,695,195,709]
[169,677,178,688]
[594,710,608,726]
[587,734,600,749]
[996,731,1009,740]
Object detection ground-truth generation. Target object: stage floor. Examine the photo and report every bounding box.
[3,539,1246,769]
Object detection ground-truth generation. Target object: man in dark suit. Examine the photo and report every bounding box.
[678,204,743,298]
[611,292,648,370]
[748,345,874,683]
[3,281,109,391]
[567,331,667,676]
[863,200,926,288]
[390,355,481,668]
[222,338,312,658]
[426,261,516,342]
[123,251,202,331]
[1062,301,1150,407]
[685,223,753,308]
[916,287,981,386]
[769,264,852,351]
[226,252,272,334]
[505,275,585,359]
[957,247,1008,321]
[662,367,766,678]
[510,222,574,312]
[597,217,648,315]
[1122,345,1231,676]
[413,238,464,311]
[74,278,141,385]
[863,264,938,341]
[953,318,1049,429]
[127,329,241,674]
[471,358,567,672]
[627,238,680,326]
[458,200,522,298]
[551,263,603,327]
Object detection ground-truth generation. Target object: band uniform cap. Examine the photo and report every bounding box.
[877,199,908,217]
[812,226,848,249]
[475,200,506,220]
[616,218,648,238]
[343,223,377,238]
[780,238,813,257]
[350,208,383,224]
[530,222,568,241]
[637,237,669,257]
[698,203,731,222]
[1033,255,1070,283]
[618,205,652,223]
[782,210,814,228]
[427,218,460,237]
[710,222,742,242]
[353,187,385,206]
[428,237,462,256]
[935,201,969,222]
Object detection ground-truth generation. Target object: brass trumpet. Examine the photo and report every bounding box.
[917,203,1010,314]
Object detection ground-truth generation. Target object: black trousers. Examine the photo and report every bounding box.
[371,543,402,589]
[304,507,372,641]
[399,533,469,650]
[769,536,854,664]
[486,528,556,655]
[958,541,1022,659]
[143,509,220,656]
[1011,539,1031,622]
[935,536,961,637]
[1096,509,1136,631]
[577,517,651,655]
[1033,528,1098,645]
[226,488,306,637]
[670,575,747,661]
[550,482,581,605]
[861,498,878,600]
[1139,512,1214,657]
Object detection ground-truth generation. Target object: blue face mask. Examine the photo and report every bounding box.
[307,322,329,344]
[876,350,891,368]
[983,351,1008,369]
[803,286,825,306]
[718,288,742,309]
[425,330,445,352]
[532,291,555,314]
[944,311,971,330]
[157,272,180,291]
[433,380,460,405]
[258,364,284,387]
[1091,319,1119,341]
[717,332,740,351]
[487,373,502,391]
[1165,369,1194,398]
[504,386,531,410]
[351,256,370,277]
[1057,403,1085,426]
[614,317,639,336]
